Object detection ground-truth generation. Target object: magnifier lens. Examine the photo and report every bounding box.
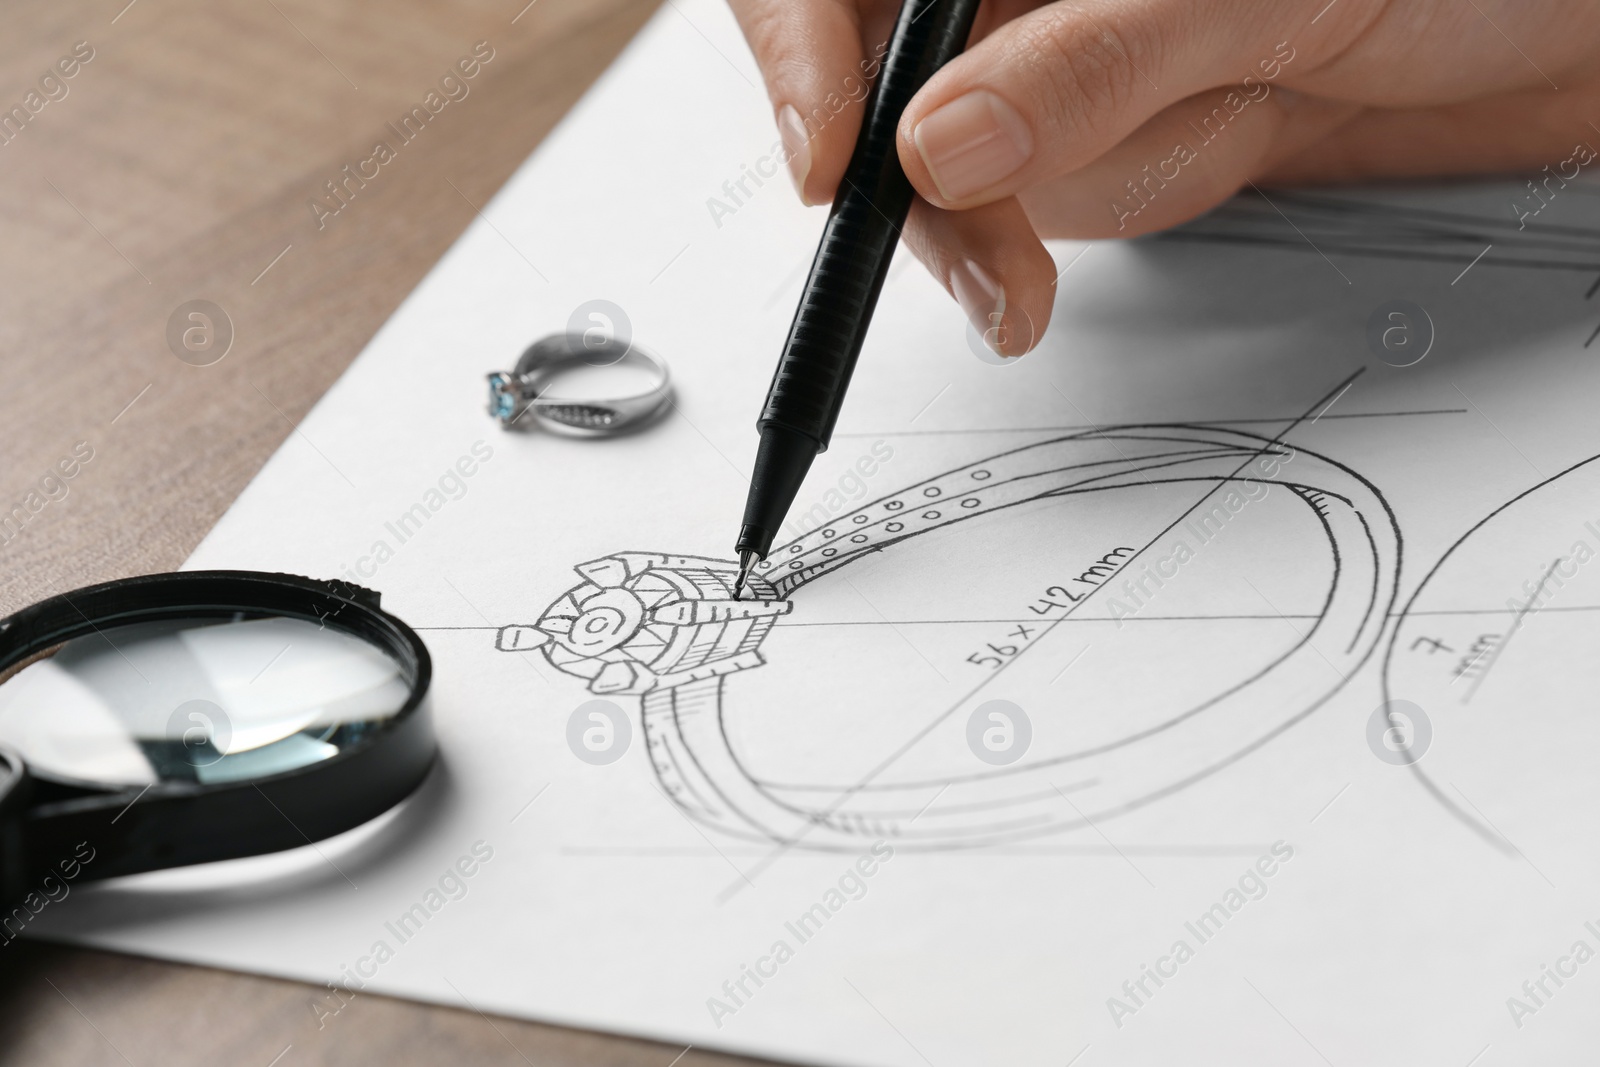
[0,614,411,787]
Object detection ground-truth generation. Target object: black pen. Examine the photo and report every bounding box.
[732,0,983,598]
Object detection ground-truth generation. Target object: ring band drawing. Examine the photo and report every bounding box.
[499,426,1400,850]
[486,334,673,437]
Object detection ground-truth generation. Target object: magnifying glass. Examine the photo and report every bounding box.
[0,571,434,910]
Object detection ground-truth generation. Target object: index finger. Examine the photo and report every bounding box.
[728,0,899,205]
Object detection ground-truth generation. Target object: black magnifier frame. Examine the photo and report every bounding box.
[0,571,435,907]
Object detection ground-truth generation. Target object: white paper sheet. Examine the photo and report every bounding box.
[33,2,1600,1063]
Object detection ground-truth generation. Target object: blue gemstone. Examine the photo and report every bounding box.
[488,374,515,420]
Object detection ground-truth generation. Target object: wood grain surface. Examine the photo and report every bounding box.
[0,1,775,1063]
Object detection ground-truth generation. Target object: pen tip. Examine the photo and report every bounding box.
[733,549,756,600]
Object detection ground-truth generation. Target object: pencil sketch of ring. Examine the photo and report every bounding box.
[486,333,673,436]
[498,425,1401,852]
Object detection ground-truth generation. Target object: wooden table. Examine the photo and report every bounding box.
[0,2,769,1063]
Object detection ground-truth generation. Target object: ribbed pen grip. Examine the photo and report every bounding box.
[757,0,981,451]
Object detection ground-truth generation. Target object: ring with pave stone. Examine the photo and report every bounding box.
[486,333,673,437]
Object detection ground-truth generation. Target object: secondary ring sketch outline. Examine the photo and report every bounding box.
[1381,451,1600,852]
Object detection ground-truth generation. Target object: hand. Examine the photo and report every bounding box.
[728,0,1600,354]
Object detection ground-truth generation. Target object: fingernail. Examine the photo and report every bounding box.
[949,259,1011,355]
[912,90,1032,202]
[777,104,813,204]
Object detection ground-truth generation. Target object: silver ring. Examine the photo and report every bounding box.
[486,334,673,437]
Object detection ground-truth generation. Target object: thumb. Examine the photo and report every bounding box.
[896,0,1308,209]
